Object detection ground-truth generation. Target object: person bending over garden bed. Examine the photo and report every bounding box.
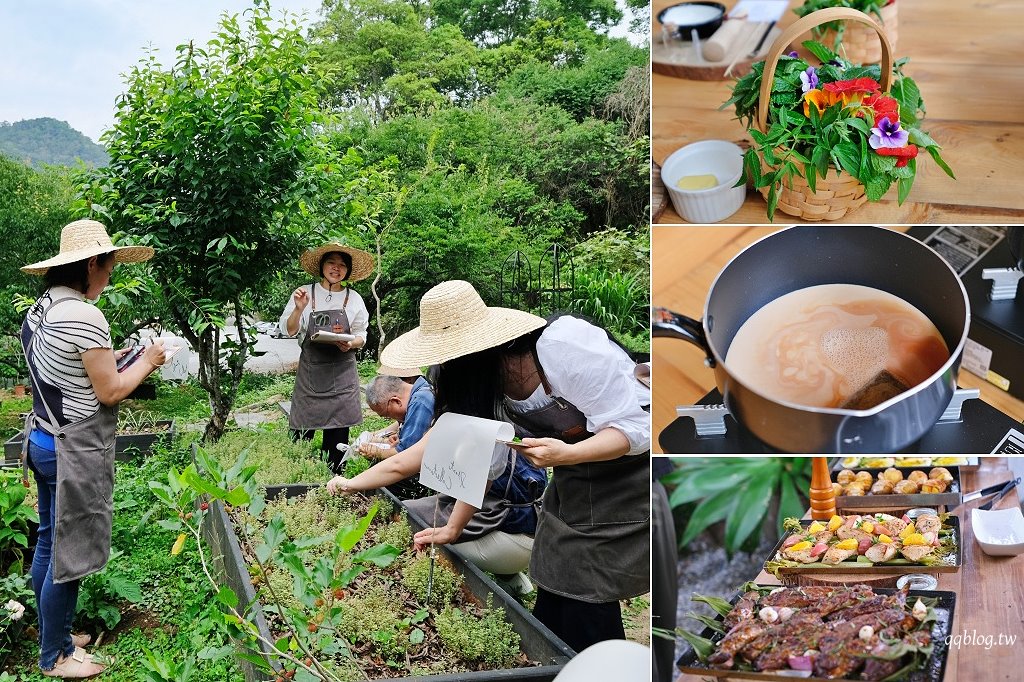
[19,220,166,678]
[327,280,651,652]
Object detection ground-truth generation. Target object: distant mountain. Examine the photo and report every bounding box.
[0,118,108,167]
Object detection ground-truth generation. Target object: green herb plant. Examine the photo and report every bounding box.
[723,41,954,220]
[0,468,39,574]
[76,551,144,630]
[149,447,401,682]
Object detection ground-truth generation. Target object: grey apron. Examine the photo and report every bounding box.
[22,297,118,584]
[504,376,650,603]
[289,286,361,430]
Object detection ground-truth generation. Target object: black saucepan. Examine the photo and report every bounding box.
[653,226,971,453]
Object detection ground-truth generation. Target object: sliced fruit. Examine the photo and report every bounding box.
[834,538,858,551]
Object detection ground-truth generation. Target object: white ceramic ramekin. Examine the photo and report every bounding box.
[660,140,745,223]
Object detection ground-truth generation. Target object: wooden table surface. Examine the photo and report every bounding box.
[653,0,1024,224]
[651,226,1024,453]
[676,457,1024,682]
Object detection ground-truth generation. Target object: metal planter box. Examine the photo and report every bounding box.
[4,419,176,464]
[203,482,573,682]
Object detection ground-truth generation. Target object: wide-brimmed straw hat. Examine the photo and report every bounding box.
[21,219,154,275]
[299,243,374,282]
[377,364,422,378]
[381,280,546,368]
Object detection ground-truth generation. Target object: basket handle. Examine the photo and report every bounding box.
[756,7,894,133]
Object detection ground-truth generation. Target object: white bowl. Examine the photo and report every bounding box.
[971,506,1024,557]
[660,140,745,223]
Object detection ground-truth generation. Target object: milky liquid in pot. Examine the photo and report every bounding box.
[725,284,950,409]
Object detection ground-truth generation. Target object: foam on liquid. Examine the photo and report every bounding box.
[725,284,949,409]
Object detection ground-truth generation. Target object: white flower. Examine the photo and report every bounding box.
[4,599,25,621]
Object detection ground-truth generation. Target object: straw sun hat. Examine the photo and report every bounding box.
[380,280,546,368]
[21,219,154,275]
[377,364,422,378]
[300,243,375,282]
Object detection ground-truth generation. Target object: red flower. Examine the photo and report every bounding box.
[863,93,900,125]
[876,144,919,167]
[823,78,881,96]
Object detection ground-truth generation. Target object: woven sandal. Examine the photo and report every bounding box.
[42,647,106,679]
[72,633,91,648]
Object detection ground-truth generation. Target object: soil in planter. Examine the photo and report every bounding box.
[237,487,535,679]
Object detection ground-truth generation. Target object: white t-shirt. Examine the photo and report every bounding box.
[278,282,369,345]
[23,286,112,426]
[506,316,651,456]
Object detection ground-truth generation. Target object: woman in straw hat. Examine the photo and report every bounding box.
[327,280,650,652]
[279,243,373,472]
[20,219,166,678]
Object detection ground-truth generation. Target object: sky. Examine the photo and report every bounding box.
[0,1,328,143]
[0,1,644,145]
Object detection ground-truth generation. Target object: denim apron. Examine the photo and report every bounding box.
[503,375,650,603]
[21,297,118,584]
[288,286,361,430]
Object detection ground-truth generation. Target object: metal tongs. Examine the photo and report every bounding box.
[957,478,1021,511]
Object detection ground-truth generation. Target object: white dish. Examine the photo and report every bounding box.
[971,506,1024,557]
[660,140,745,223]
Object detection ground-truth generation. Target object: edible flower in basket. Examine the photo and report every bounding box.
[721,8,954,221]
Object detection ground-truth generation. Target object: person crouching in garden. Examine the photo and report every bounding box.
[328,280,650,640]
[279,243,372,473]
[359,367,435,499]
[20,219,167,678]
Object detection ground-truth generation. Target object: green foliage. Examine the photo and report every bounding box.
[434,600,520,667]
[0,469,39,575]
[660,458,812,555]
[570,268,647,342]
[76,552,144,630]
[139,649,198,682]
[1,572,33,665]
[401,554,463,608]
[725,42,953,220]
[93,4,358,442]
[0,119,108,168]
[201,429,331,487]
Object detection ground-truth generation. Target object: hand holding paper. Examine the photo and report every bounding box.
[420,412,514,508]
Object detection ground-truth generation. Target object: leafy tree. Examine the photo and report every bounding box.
[0,156,75,377]
[312,0,480,121]
[431,0,622,45]
[93,3,341,441]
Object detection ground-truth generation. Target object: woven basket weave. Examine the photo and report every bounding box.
[820,1,898,65]
[754,7,894,221]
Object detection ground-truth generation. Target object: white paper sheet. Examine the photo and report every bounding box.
[729,0,788,22]
[420,412,514,508]
[309,330,356,344]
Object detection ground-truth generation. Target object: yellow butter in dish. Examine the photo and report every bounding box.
[676,173,719,190]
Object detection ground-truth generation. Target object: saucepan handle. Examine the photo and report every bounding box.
[651,307,716,368]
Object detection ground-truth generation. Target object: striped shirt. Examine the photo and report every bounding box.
[21,286,112,427]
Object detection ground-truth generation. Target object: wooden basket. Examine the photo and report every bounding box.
[754,7,894,221]
[820,1,898,65]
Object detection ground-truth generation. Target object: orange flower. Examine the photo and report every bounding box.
[803,89,833,117]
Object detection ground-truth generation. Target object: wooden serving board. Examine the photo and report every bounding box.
[653,24,783,80]
[652,162,669,223]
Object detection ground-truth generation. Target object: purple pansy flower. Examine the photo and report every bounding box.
[787,50,799,58]
[869,116,910,149]
[799,67,819,93]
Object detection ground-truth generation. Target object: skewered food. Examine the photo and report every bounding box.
[893,480,920,495]
[881,467,903,483]
[908,470,928,485]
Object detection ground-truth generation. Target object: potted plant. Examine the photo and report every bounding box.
[723,8,954,221]
[794,0,898,64]
[113,410,176,460]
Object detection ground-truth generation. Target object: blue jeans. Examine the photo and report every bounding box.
[27,440,80,670]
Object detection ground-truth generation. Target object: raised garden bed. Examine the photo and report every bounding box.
[4,419,176,464]
[203,481,574,682]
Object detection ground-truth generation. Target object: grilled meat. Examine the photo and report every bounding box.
[723,591,761,630]
[707,619,768,667]
[739,612,823,663]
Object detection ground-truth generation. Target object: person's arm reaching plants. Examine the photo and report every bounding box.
[327,429,430,494]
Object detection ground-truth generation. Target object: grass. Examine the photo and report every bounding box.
[0,394,32,442]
